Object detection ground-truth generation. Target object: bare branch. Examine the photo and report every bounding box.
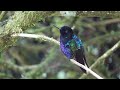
[80,40,120,79]
[12,33,104,79]
[12,33,60,45]
[70,59,103,79]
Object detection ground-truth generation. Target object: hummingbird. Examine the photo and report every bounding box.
[59,26,89,73]
[39,20,89,73]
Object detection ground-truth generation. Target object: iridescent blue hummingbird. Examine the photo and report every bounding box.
[39,21,89,73]
[59,26,89,73]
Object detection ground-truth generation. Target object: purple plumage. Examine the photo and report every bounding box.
[60,37,73,59]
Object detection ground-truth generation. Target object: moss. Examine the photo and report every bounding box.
[0,11,54,52]
[76,11,120,18]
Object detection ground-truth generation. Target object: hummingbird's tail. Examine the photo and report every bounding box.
[75,49,89,73]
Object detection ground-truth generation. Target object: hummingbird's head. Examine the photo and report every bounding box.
[60,26,73,39]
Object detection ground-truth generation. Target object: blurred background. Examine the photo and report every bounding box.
[0,11,120,79]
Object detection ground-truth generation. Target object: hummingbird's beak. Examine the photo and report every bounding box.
[52,24,60,30]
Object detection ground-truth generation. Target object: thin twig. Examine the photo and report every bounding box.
[0,11,6,21]
[85,31,120,45]
[79,40,120,79]
[12,33,104,79]
[94,18,120,26]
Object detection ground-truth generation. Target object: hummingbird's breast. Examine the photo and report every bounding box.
[60,34,73,44]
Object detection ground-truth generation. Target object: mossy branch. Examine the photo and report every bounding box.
[59,11,120,18]
[0,11,54,52]
[76,11,120,18]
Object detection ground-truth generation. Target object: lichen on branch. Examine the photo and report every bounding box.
[0,11,54,52]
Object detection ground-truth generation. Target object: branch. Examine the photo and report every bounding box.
[85,31,120,45]
[76,11,120,18]
[59,11,120,18]
[95,18,120,25]
[0,11,6,21]
[79,40,120,79]
[70,59,103,79]
[12,33,60,45]
[11,33,103,79]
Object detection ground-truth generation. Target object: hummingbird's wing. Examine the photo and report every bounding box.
[72,35,89,73]
[60,40,74,59]
[74,47,89,73]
